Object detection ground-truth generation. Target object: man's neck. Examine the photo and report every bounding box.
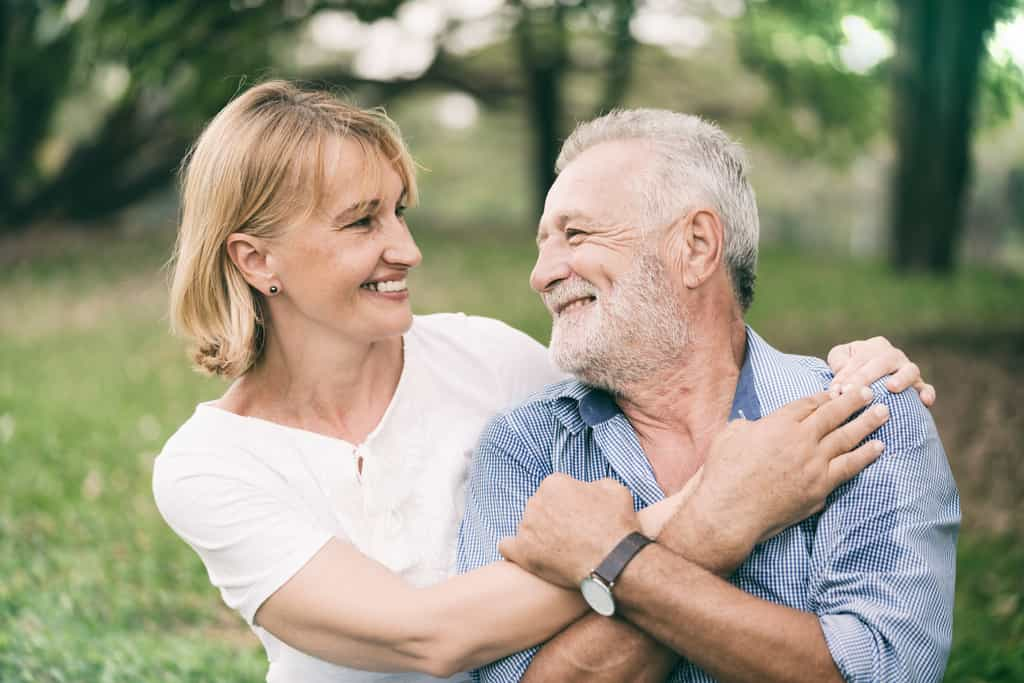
[615,317,747,493]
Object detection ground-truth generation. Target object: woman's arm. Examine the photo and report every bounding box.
[254,486,693,677]
[254,538,582,677]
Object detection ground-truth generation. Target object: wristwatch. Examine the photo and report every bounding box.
[579,531,653,616]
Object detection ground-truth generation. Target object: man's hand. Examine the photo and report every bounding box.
[500,475,640,589]
[827,336,936,406]
[678,385,890,571]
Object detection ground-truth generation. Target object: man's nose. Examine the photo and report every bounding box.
[530,241,572,293]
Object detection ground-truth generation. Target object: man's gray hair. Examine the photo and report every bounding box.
[556,109,759,311]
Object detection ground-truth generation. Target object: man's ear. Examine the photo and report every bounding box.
[226,233,274,293]
[670,208,724,290]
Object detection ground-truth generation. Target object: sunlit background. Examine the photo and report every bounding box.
[1,1,1022,681]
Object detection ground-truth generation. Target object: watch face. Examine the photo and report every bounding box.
[580,576,615,616]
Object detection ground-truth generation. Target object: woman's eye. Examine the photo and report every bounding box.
[345,216,373,228]
[396,205,407,219]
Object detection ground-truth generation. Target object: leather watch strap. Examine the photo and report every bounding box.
[593,531,653,585]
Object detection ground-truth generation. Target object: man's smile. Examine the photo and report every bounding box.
[555,296,596,316]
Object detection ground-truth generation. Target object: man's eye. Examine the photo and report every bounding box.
[565,228,586,240]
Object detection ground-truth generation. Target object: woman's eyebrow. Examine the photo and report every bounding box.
[334,199,381,222]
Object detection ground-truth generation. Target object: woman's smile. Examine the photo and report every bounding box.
[360,276,410,300]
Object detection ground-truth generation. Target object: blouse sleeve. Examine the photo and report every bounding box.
[152,450,335,625]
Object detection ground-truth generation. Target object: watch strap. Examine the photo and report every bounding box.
[593,531,653,585]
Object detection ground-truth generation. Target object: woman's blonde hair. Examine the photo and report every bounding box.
[169,80,418,378]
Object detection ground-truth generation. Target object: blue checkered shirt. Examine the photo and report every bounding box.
[456,327,959,682]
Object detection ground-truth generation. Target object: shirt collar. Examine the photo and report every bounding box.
[729,336,762,421]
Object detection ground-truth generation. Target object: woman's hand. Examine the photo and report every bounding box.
[637,469,703,538]
[827,336,935,406]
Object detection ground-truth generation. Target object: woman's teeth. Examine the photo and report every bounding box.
[361,279,408,293]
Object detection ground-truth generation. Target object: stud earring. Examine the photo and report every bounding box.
[268,285,279,295]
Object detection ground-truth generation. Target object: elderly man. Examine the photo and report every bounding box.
[457,110,959,682]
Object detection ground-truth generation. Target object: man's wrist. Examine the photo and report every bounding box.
[659,492,754,576]
[581,531,655,616]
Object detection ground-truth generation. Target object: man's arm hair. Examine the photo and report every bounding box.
[614,543,846,683]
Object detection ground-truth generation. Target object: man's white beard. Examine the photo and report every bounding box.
[546,250,692,396]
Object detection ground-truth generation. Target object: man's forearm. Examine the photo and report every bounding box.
[523,504,843,683]
[522,495,740,682]
[616,543,844,683]
[520,614,675,683]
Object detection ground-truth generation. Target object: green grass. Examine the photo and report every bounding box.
[948,535,1024,682]
[1,227,1021,682]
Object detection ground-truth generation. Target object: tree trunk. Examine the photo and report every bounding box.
[597,0,637,116]
[889,0,1000,272]
[0,6,75,230]
[516,3,568,222]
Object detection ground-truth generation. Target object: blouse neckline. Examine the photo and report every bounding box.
[198,333,414,451]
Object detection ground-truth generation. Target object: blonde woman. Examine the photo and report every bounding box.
[153,81,934,683]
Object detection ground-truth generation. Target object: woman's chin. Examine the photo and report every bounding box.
[369,309,415,339]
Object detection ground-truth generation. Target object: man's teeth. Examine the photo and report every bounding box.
[361,279,408,293]
[560,298,593,314]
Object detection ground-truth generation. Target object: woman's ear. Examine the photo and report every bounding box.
[678,208,725,290]
[226,233,274,293]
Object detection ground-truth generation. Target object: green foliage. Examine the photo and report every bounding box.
[736,0,892,163]
[0,0,315,226]
[737,0,1024,165]
[0,0,643,227]
[980,55,1024,125]
[5,0,1024,276]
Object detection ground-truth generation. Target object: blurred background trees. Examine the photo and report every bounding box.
[2,0,1023,272]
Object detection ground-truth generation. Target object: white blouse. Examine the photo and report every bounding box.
[153,313,565,683]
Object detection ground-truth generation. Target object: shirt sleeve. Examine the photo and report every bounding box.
[809,386,960,683]
[456,412,553,682]
[152,451,335,626]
